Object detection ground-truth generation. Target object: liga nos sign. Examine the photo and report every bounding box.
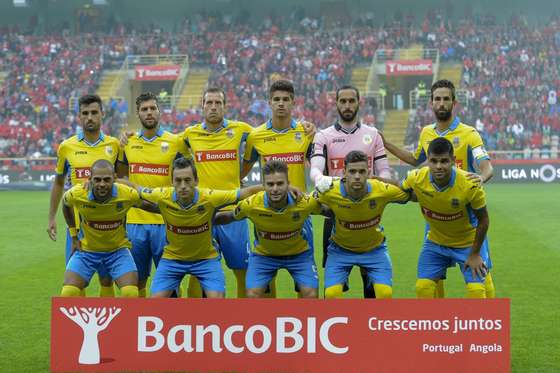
[51,298,510,373]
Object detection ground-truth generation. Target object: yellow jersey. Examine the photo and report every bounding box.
[118,128,188,224]
[243,120,312,191]
[233,192,321,256]
[141,186,239,261]
[414,118,490,172]
[62,183,141,252]
[401,167,487,248]
[317,180,410,252]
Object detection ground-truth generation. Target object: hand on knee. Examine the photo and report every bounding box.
[373,284,392,299]
[246,288,265,298]
[325,284,343,299]
[416,279,437,298]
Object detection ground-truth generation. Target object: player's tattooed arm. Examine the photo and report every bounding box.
[378,132,418,166]
[213,211,235,226]
[465,206,490,280]
[138,200,160,214]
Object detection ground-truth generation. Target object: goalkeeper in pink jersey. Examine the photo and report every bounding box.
[310,86,391,298]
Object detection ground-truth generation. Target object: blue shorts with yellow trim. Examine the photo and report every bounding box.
[127,223,167,281]
[417,239,490,283]
[325,241,392,288]
[246,250,318,290]
[66,228,111,278]
[66,248,137,284]
[213,218,250,270]
[151,257,225,294]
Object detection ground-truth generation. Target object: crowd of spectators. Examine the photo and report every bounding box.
[1,10,559,160]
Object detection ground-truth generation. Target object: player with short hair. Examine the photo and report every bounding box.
[215,160,325,298]
[317,150,410,299]
[48,94,120,297]
[59,159,155,297]
[401,137,490,298]
[116,92,188,297]
[310,85,391,299]
[138,157,263,298]
[381,79,495,298]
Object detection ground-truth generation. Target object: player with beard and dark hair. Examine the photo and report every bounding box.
[309,85,390,299]
[116,92,188,297]
[380,79,496,299]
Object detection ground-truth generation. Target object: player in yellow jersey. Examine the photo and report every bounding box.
[136,157,263,298]
[47,94,120,297]
[116,92,188,297]
[381,79,495,298]
[214,160,325,298]
[316,151,410,299]
[59,160,156,297]
[400,138,490,298]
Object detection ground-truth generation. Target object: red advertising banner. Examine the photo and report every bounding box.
[386,59,433,75]
[51,298,510,373]
[135,65,181,80]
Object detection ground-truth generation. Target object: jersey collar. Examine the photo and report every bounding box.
[340,180,371,200]
[266,119,297,132]
[138,127,164,141]
[173,188,199,209]
[430,168,457,192]
[88,184,118,201]
[77,131,105,146]
[434,117,461,136]
[202,118,229,131]
[264,192,295,211]
[334,121,361,134]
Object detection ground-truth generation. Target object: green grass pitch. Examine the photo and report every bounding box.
[0,184,558,372]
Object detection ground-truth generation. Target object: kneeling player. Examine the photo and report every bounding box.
[400,138,490,298]
[60,160,155,297]
[215,160,324,298]
[138,157,262,298]
[317,151,410,299]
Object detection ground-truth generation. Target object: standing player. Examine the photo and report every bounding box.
[215,160,324,298]
[381,79,495,298]
[116,92,187,297]
[316,151,410,299]
[137,157,262,298]
[400,138,490,298]
[47,94,120,297]
[60,160,154,297]
[310,85,391,299]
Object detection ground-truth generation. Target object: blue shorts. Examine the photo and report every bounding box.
[127,223,167,281]
[246,250,318,290]
[213,218,250,270]
[417,239,490,283]
[151,257,225,294]
[66,248,137,285]
[66,228,111,279]
[325,241,392,288]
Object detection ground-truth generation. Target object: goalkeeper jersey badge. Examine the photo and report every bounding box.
[294,132,302,142]
[292,212,301,221]
[161,142,169,153]
[116,202,124,211]
[105,146,113,156]
[451,198,460,208]
[453,137,460,146]
[369,200,377,209]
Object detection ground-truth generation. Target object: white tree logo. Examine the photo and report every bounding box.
[59,306,121,365]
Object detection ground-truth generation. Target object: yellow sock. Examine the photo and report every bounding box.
[120,285,139,297]
[61,285,81,297]
[233,269,247,299]
[484,273,496,298]
[325,284,344,299]
[99,285,115,297]
[187,276,203,298]
[466,283,486,298]
[80,288,86,296]
[416,279,437,298]
[263,276,277,298]
[138,288,147,298]
[435,279,445,298]
[373,284,393,299]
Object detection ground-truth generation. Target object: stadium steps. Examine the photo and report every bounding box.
[399,43,424,60]
[350,67,369,93]
[438,63,463,88]
[96,70,122,102]
[176,68,211,111]
[383,110,410,162]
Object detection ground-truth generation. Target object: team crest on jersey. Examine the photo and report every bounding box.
[161,141,169,153]
[369,200,377,209]
[197,205,206,213]
[226,128,234,138]
[453,137,460,146]
[292,212,301,221]
[451,198,460,208]
[105,146,113,156]
[294,132,302,142]
[363,134,373,145]
[116,202,124,211]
